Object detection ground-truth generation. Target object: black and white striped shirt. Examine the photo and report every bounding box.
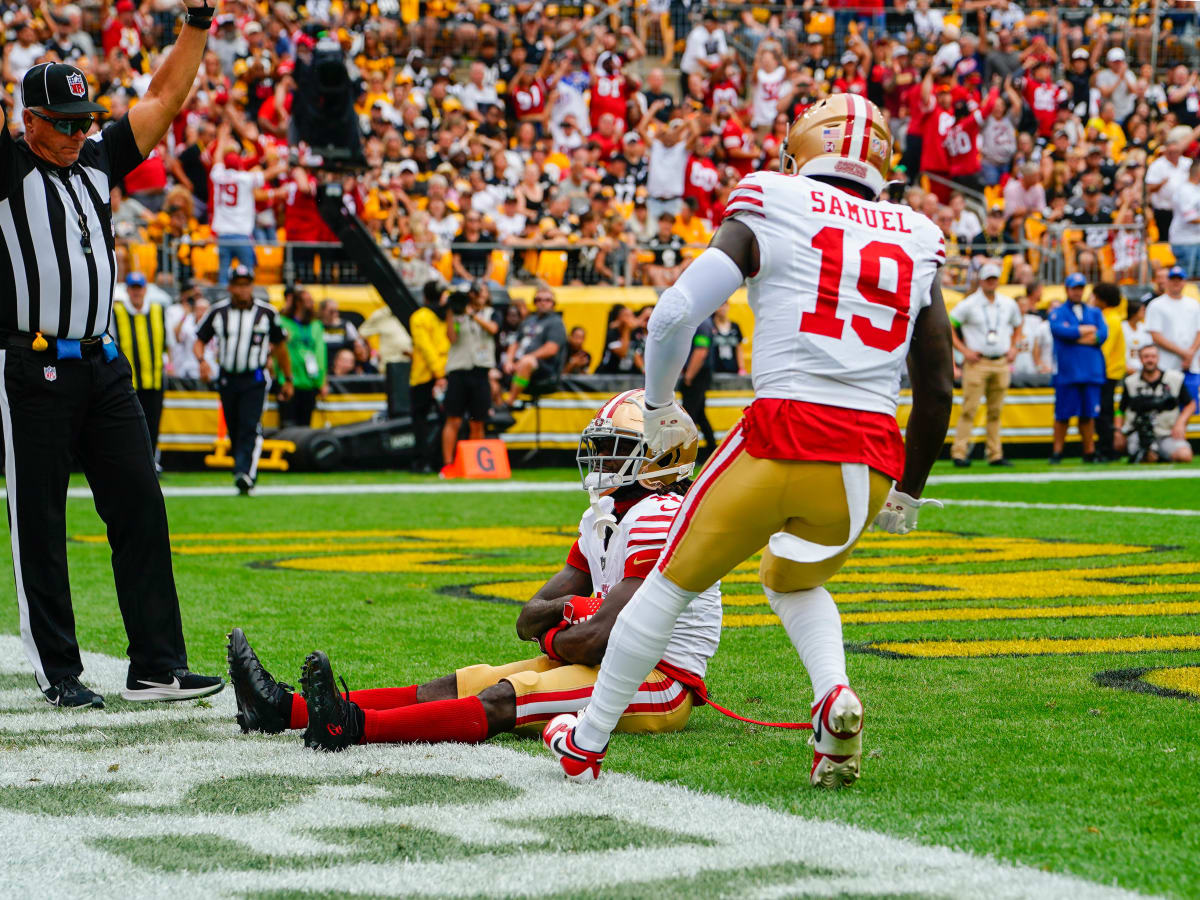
[195,298,285,374]
[0,114,144,340]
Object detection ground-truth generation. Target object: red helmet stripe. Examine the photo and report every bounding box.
[840,99,857,158]
[598,389,641,419]
[858,96,874,162]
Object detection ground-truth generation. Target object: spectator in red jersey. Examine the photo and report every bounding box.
[1022,57,1067,141]
[708,56,745,112]
[124,142,170,215]
[920,75,957,202]
[943,88,992,196]
[588,29,643,133]
[284,166,340,285]
[683,133,721,226]
[102,0,143,66]
[833,49,867,97]
[760,112,790,170]
[590,113,622,161]
[719,106,758,179]
[508,49,555,136]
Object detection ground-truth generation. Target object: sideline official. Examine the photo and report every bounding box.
[195,264,293,495]
[0,2,223,709]
[949,263,1023,467]
[112,272,167,460]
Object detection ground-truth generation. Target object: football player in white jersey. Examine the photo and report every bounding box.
[226,391,723,751]
[544,94,955,787]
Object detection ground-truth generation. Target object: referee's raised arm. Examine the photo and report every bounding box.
[127,0,216,157]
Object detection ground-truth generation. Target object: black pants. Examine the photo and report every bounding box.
[0,343,186,689]
[410,379,438,470]
[136,388,163,451]
[680,369,716,456]
[1154,208,1173,243]
[279,388,319,427]
[1097,378,1119,458]
[217,371,268,481]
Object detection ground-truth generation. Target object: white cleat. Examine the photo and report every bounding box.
[809,684,863,789]
[542,713,607,783]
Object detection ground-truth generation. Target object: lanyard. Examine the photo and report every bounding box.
[58,169,94,256]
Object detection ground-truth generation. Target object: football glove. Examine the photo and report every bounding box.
[872,488,942,535]
[643,401,694,458]
[563,595,602,625]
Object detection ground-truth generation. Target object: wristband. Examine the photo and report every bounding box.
[184,6,215,28]
[539,621,568,661]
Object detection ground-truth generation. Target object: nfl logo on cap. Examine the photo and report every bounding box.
[66,72,86,98]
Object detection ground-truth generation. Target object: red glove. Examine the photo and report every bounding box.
[563,595,602,625]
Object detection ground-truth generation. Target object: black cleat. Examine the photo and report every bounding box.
[227,628,293,734]
[952,457,970,468]
[988,458,1014,467]
[235,473,254,496]
[300,651,361,752]
[122,669,224,702]
[44,675,104,709]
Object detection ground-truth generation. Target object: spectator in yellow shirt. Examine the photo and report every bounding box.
[409,282,451,473]
[1093,282,1128,460]
[1086,103,1127,162]
[672,197,712,253]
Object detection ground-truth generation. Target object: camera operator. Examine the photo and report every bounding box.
[1115,344,1196,463]
[440,284,498,477]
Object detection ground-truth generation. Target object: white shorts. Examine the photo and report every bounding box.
[1127,432,1189,460]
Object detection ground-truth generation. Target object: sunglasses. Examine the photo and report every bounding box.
[30,109,94,135]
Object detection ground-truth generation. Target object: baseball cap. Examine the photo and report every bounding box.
[622,131,642,146]
[1106,47,1125,63]
[115,0,134,10]
[893,45,909,56]
[397,159,418,174]
[1168,265,1186,279]
[841,51,858,65]
[22,63,106,115]
[979,263,1002,281]
[413,116,430,129]
[1065,272,1087,288]
[807,33,823,44]
[1072,48,1090,61]
[125,272,147,287]
[229,264,255,282]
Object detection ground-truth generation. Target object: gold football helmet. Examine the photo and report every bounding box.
[577,389,698,495]
[780,93,892,198]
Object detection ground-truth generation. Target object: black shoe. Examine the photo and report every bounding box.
[1048,453,1063,465]
[952,457,970,468]
[227,627,293,734]
[300,651,362,752]
[988,458,1014,467]
[44,675,104,709]
[235,473,254,495]
[122,668,225,702]
[1082,453,1098,464]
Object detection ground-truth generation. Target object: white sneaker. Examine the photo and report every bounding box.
[543,713,606,783]
[809,684,863,789]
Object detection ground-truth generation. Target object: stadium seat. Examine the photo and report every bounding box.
[129,242,158,280]
[1149,243,1177,268]
[256,245,284,284]
[535,251,568,286]
[191,243,219,282]
[490,249,510,284]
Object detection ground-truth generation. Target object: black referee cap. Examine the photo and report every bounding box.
[23,63,106,115]
[229,264,255,282]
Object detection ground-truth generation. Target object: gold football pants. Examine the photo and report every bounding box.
[657,424,892,593]
[456,655,693,736]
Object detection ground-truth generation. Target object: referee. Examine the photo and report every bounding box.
[0,0,223,709]
[194,264,293,495]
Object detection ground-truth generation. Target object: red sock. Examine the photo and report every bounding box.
[287,685,417,730]
[363,696,489,744]
[349,686,420,710]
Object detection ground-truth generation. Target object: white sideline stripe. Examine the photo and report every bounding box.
[941,499,1200,517]
[0,637,1144,900]
[0,464,1189,500]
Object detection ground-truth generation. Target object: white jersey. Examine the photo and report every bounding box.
[751,66,787,128]
[1012,312,1047,378]
[725,172,945,416]
[573,492,721,677]
[209,164,265,236]
[1145,293,1200,374]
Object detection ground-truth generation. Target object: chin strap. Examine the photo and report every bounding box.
[588,488,618,541]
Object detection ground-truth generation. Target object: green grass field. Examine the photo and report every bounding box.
[1,461,1198,898]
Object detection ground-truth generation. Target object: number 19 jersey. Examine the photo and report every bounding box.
[724,172,944,418]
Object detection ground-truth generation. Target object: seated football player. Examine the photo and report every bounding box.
[227,390,723,751]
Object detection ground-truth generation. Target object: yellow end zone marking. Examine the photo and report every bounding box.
[723,600,1200,628]
[867,634,1200,658]
[1142,665,1200,697]
[269,554,549,574]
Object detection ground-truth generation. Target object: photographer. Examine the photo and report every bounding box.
[440,285,499,477]
[1115,345,1196,463]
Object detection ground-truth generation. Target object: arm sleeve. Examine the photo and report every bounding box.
[643,247,745,407]
[1049,308,1078,340]
[566,540,590,573]
[86,115,147,186]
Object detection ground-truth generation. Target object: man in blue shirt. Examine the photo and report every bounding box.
[1049,273,1108,462]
